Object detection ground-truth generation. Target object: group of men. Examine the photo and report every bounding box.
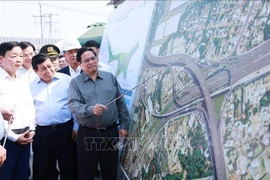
[0,38,130,180]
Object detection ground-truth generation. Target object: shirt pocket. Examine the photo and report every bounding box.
[103,86,117,104]
[82,90,96,105]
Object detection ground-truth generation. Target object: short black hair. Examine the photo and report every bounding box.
[32,53,49,71]
[83,40,100,49]
[19,41,36,52]
[58,55,64,59]
[76,47,97,63]
[0,41,20,57]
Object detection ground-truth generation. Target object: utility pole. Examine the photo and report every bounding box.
[39,3,43,41]
[32,2,44,43]
[33,2,59,41]
[45,13,59,39]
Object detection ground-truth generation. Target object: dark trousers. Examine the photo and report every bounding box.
[33,121,74,180]
[72,140,78,179]
[77,125,119,180]
[0,139,30,180]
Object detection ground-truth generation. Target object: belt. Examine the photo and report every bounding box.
[37,120,72,131]
[83,122,120,132]
[12,127,30,134]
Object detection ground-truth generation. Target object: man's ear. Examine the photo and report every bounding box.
[0,56,3,63]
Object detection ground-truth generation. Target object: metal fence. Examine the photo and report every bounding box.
[0,37,61,51]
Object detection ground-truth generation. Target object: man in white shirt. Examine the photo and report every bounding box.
[30,53,77,180]
[18,41,37,83]
[0,41,36,179]
[57,37,82,179]
[0,112,7,166]
[58,38,82,78]
[0,108,14,166]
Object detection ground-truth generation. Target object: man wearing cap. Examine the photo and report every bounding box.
[58,38,82,78]
[40,44,60,71]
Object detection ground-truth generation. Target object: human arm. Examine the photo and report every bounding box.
[72,114,78,141]
[16,130,35,145]
[0,145,6,166]
[1,108,15,122]
[68,79,96,118]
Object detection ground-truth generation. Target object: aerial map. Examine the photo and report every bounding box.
[101,0,270,179]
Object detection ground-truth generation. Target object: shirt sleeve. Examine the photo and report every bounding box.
[6,126,19,142]
[3,121,19,142]
[26,88,36,131]
[68,79,95,119]
[0,113,4,140]
[72,114,79,130]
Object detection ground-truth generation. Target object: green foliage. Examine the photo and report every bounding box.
[260,91,270,106]
[141,168,150,179]
[177,121,213,179]
[226,147,235,157]
[213,38,221,52]
[264,24,270,41]
[213,93,225,120]
[164,173,183,180]
[178,149,213,179]
[252,107,258,115]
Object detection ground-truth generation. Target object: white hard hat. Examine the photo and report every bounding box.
[62,38,81,51]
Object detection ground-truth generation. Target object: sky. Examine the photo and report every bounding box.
[0,1,115,39]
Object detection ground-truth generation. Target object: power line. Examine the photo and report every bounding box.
[33,3,59,41]
[3,1,110,17]
[38,2,109,17]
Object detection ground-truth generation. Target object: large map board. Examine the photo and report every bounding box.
[100,1,270,179]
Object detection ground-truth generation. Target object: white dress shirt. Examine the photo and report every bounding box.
[69,66,81,78]
[0,113,4,140]
[18,67,38,83]
[0,68,36,142]
[29,72,78,130]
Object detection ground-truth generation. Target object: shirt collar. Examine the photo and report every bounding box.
[81,70,104,82]
[0,67,21,80]
[69,66,81,73]
[36,72,60,84]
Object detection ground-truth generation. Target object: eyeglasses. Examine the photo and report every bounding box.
[82,56,97,64]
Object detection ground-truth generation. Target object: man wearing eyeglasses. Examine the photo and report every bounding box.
[68,47,129,180]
